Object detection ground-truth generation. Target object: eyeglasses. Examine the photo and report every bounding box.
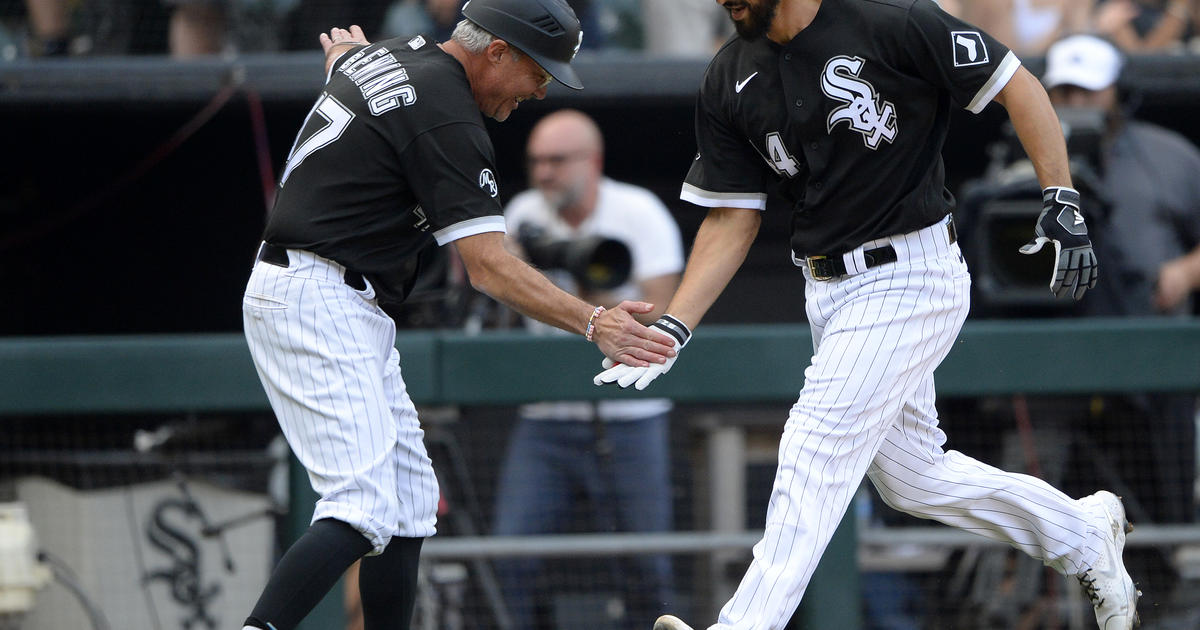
[525,151,592,169]
[511,49,553,89]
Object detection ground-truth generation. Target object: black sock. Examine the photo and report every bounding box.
[359,537,424,630]
[244,518,372,630]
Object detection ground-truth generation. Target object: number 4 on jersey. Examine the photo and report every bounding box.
[279,93,356,187]
[765,132,801,177]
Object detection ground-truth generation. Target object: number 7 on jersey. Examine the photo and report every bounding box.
[279,93,356,187]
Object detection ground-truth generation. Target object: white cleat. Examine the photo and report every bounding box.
[1077,491,1141,629]
[653,615,695,630]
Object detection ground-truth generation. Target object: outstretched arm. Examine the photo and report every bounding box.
[454,232,676,366]
[994,66,1097,300]
[664,207,762,331]
[595,207,761,389]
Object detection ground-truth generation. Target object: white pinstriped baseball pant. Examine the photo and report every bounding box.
[243,246,438,555]
[712,217,1108,630]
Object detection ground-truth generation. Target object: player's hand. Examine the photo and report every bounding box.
[591,302,678,367]
[1018,187,1098,300]
[321,25,370,74]
[594,315,690,390]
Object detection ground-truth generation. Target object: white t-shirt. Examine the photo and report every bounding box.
[505,177,685,421]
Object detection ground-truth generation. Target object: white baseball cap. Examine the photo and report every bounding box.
[1043,35,1124,91]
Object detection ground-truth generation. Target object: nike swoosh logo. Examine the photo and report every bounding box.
[735,72,759,93]
[1074,210,1085,225]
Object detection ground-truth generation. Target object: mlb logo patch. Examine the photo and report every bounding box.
[951,31,989,67]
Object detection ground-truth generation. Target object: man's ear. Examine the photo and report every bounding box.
[485,39,510,66]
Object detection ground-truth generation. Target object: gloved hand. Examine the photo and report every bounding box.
[594,315,690,391]
[1019,186,1098,300]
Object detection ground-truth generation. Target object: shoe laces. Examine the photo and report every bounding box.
[1078,569,1105,607]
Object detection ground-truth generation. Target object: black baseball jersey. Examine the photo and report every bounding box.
[683,0,1019,257]
[264,35,506,305]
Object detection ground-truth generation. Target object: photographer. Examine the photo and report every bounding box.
[492,109,683,629]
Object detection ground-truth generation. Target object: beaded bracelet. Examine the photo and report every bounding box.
[585,305,606,342]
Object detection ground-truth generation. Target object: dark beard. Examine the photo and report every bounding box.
[731,0,781,41]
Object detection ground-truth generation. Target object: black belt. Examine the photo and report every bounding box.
[805,219,957,281]
[257,242,367,291]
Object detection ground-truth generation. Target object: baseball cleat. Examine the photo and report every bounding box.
[653,615,695,630]
[1077,491,1140,629]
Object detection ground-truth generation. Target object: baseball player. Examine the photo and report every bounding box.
[239,3,677,630]
[595,1,1138,629]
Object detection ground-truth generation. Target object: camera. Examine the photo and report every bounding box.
[516,224,632,290]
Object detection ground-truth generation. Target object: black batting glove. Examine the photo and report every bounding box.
[1018,186,1099,300]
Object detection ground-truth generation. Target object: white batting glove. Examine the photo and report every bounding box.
[594,315,690,391]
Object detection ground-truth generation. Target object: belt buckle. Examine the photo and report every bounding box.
[807,255,834,281]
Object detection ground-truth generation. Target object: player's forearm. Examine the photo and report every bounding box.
[462,236,595,334]
[994,66,1073,189]
[636,272,683,323]
[666,207,761,330]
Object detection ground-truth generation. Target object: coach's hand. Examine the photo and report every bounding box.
[595,315,690,390]
[321,25,370,74]
[592,302,678,367]
[1019,186,1098,300]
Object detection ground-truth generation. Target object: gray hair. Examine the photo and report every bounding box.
[451,18,521,59]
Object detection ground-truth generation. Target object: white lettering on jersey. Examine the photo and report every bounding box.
[764,132,801,177]
[951,31,989,67]
[368,86,417,115]
[280,93,355,186]
[479,169,498,198]
[361,68,410,98]
[338,47,417,116]
[821,55,898,150]
[340,48,393,82]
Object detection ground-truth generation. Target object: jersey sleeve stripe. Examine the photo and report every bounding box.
[432,215,507,245]
[966,51,1021,114]
[680,183,768,210]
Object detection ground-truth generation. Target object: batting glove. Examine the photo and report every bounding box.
[594,315,690,391]
[1019,186,1098,300]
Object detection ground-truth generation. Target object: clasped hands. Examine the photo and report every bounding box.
[594,314,690,391]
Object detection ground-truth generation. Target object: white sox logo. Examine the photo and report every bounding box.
[951,31,988,67]
[821,56,898,150]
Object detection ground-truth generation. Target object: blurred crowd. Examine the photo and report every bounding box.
[3,0,1200,60]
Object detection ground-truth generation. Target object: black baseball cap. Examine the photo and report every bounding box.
[462,0,584,90]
